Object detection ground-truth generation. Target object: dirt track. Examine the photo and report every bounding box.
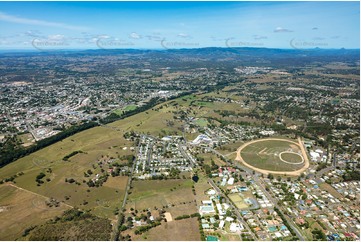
[235,137,310,176]
[6,183,73,208]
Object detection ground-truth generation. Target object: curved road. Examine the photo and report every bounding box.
[235,137,310,176]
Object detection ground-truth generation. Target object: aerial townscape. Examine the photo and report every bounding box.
[0,1,359,241]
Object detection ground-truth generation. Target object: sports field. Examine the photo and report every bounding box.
[236,138,309,175]
[113,105,138,115]
[228,193,249,210]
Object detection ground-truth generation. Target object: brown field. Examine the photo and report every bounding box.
[193,174,213,207]
[133,218,201,241]
[166,202,198,218]
[219,233,242,241]
[0,184,69,240]
[0,123,132,224]
[198,153,226,167]
[319,182,343,199]
[217,141,246,154]
[126,179,195,212]
[304,217,325,240]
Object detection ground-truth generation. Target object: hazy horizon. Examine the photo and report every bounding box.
[0,1,359,51]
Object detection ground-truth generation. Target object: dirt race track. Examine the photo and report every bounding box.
[235,137,310,176]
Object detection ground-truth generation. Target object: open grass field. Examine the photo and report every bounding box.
[0,184,69,240]
[219,233,242,241]
[194,118,209,127]
[228,193,249,210]
[217,141,246,154]
[1,88,307,239]
[132,217,201,241]
[1,94,216,235]
[126,179,195,214]
[193,173,214,208]
[239,138,305,172]
[198,153,226,167]
[113,105,138,116]
[109,104,184,136]
[319,182,343,199]
[166,201,198,218]
[25,208,112,241]
[18,133,35,147]
[0,125,132,221]
[303,217,326,241]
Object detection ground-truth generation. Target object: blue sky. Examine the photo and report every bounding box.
[0,1,359,50]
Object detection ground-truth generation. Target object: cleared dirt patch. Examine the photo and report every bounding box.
[164,212,173,222]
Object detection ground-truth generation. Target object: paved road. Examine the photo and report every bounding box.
[317,166,335,177]
[212,139,306,240]
[111,143,138,241]
[208,148,230,162]
[179,144,198,166]
[208,179,257,241]
[254,176,305,241]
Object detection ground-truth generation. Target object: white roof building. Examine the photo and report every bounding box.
[219,220,225,229]
[225,217,234,222]
[216,203,225,215]
[230,223,243,233]
[207,189,216,195]
[223,203,230,210]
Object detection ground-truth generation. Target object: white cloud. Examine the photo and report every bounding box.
[25,30,43,37]
[274,27,293,33]
[0,11,89,31]
[210,36,224,41]
[253,35,268,40]
[145,35,162,41]
[313,37,325,40]
[97,35,111,39]
[177,33,190,38]
[129,32,142,39]
[48,34,65,40]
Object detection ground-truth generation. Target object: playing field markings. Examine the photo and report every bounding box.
[236,137,309,175]
[279,151,304,165]
[32,157,55,169]
[258,148,267,155]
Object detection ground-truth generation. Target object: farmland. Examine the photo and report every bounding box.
[126,179,196,215]
[0,124,132,221]
[0,184,69,240]
[132,217,201,241]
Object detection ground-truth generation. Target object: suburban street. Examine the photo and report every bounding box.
[208,178,257,241]
[253,175,305,241]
